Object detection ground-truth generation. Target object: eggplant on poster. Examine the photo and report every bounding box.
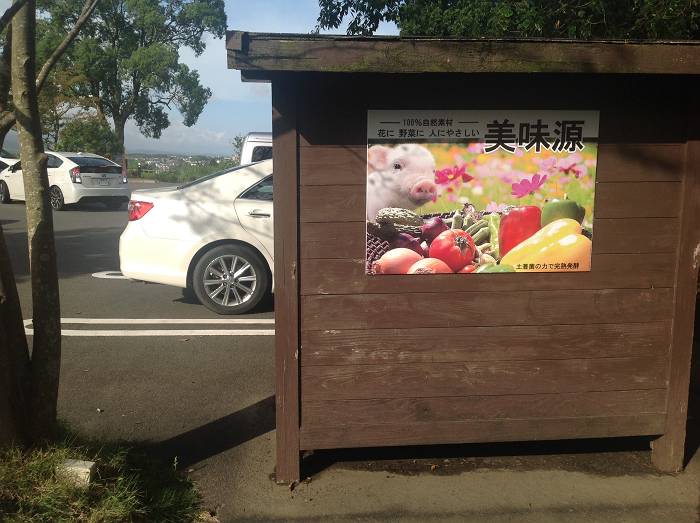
[366,110,599,275]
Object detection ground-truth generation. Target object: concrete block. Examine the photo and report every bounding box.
[57,459,95,487]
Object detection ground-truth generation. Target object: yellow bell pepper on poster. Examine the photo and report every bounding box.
[501,218,592,272]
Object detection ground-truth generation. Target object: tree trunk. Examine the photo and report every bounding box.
[113,115,125,155]
[11,0,61,442]
[0,225,30,447]
[114,115,126,173]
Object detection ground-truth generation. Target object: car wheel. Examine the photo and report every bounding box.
[0,181,10,203]
[105,200,124,210]
[192,244,269,315]
[181,286,197,303]
[49,186,65,211]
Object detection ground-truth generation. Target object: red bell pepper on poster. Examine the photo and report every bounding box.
[499,206,542,257]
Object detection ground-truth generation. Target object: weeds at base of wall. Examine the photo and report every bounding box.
[0,426,207,522]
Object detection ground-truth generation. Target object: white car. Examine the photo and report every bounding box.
[240,132,272,165]
[119,159,273,314]
[0,156,17,172]
[0,151,129,210]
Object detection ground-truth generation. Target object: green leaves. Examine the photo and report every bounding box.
[317,0,402,35]
[55,115,120,156]
[38,0,226,152]
[318,0,700,39]
[171,64,210,128]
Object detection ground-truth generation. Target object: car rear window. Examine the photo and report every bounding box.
[68,156,121,174]
[251,146,272,162]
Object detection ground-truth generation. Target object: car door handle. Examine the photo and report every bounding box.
[248,210,270,218]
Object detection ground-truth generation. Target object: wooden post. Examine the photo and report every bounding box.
[651,89,700,472]
[272,74,301,484]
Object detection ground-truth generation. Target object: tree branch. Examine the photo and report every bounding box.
[0,0,28,36]
[35,0,99,93]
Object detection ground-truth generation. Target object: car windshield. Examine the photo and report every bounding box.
[177,162,262,190]
[68,156,121,174]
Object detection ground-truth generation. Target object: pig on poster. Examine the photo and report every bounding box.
[366,110,599,275]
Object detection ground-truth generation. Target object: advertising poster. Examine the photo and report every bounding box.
[366,110,599,275]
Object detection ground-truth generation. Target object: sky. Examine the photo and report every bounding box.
[1,0,399,156]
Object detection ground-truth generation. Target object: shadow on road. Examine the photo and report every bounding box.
[149,395,275,468]
[302,431,700,479]
[3,225,123,281]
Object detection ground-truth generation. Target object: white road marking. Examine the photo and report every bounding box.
[23,318,275,325]
[28,329,275,337]
[91,271,128,279]
[23,317,275,337]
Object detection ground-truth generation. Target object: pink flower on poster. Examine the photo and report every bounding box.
[511,173,547,198]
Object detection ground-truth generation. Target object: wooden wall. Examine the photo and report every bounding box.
[278,72,697,474]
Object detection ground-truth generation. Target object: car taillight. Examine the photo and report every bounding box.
[69,167,82,183]
[128,200,153,221]
[121,174,128,184]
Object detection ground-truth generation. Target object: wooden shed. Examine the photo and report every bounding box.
[227,32,700,484]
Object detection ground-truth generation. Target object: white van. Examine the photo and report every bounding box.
[240,132,272,165]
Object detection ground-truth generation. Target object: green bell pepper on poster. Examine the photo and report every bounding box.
[541,198,585,227]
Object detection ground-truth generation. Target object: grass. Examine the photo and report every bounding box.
[0,429,203,522]
[130,160,239,184]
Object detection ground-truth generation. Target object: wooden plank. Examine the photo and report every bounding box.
[300,356,668,400]
[271,76,300,484]
[299,182,681,222]
[300,322,671,366]
[300,146,365,186]
[299,218,679,259]
[593,217,679,254]
[596,144,684,182]
[594,182,681,218]
[299,143,685,186]
[300,253,674,295]
[652,95,700,472]
[301,390,667,427]
[299,414,666,450]
[227,31,700,75]
[299,185,364,222]
[301,288,673,330]
[294,75,687,147]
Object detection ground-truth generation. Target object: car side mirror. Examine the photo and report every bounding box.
[10,163,19,172]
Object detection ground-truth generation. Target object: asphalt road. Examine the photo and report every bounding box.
[2,182,699,522]
[0,181,276,515]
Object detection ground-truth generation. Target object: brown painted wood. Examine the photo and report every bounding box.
[300,355,668,401]
[299,143,685,186]
[593,218,679,254]
[293,75,687,147]
[652,97,700,472]
[299,414,666,450]
[228,31,700,75]
[271,76,300,484]
[300,254,673,295]
[299,218,679,259]
[594,182,681,218]
[595,144,685,182]
[299,182,681,222]
[300,322,670,366]
[301,390,667,427]
[301,288,673,331]
[300,146,365,186]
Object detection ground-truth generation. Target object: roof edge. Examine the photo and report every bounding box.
[226,30,700,76]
